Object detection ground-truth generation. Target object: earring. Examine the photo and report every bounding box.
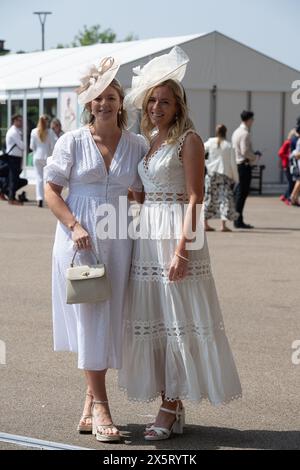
[118,109,122,115]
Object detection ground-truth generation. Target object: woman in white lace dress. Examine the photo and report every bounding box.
[45,58,147,443]
[119,47,242,440]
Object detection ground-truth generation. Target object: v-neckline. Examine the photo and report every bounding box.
[143,140,167,172]
[87,127,123,175]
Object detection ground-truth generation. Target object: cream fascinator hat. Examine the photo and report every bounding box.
[77,57,121,105]
[124,46,189,110]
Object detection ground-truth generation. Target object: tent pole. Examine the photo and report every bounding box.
[210,85,217,136]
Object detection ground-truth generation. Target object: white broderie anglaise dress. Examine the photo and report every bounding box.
[119,130,242,404]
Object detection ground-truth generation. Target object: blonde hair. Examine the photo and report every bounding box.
[141,79,194,144]
[215,124,227,148]
[83,79,127,129]
[37,115,49,142]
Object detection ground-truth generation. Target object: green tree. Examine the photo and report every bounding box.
[122,33,139,42]
[57,25,138,48]
[72,24,116,46]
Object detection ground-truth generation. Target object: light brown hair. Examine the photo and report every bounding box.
[216,124,227,148]
[84,79,127,129]
[37,115,49,142]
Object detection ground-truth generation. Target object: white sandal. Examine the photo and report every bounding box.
[144,403,185,441]
[92,400,121,443]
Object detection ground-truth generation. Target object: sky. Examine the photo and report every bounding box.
[0,0,299,71]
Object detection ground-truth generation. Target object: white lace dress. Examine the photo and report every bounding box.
[119,130,242,404]
[45,127,147,370]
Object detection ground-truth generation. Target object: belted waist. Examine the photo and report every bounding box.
[69,183,127,198]
[144,191,189,203]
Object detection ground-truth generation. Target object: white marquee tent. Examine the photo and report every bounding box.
[0,31,299,185]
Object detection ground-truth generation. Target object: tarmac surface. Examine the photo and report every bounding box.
[0,187,300,450]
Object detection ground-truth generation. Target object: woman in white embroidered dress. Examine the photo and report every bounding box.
[45,58,147,443]
[119,47,242,440]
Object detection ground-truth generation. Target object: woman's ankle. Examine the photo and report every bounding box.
[162,399,182,410]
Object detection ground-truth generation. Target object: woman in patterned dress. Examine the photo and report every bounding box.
[204,124,239,232]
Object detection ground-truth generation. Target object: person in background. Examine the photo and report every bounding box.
[0,166,27,202]
[278,130,295,205]
[50,118,64,141]
[289,125,300,206]
[204,124,238,232]
[5,114,26,206]
[231,111,261,229]
[30,115,55,207]
[290,116,300,153]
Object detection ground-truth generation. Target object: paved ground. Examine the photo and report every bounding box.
[0,187,300,450]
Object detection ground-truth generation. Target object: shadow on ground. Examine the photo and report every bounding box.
[121,424,300,450]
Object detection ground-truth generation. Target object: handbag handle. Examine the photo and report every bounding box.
[70,248,100,267]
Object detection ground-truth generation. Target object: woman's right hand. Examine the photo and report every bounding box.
[71,223,91,250]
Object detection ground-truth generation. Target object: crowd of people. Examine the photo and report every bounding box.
[1,107,263,231]
[0,116,64,206]
[278,117,300,206]
[0,97,266,234]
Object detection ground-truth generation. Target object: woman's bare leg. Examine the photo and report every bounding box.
[85,369,119,436]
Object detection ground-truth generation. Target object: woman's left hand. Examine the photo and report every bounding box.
[168,254,188,282]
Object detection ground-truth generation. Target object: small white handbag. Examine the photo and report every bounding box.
[66,249,111,304]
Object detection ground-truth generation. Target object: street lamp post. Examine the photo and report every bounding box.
[33,11,52,51]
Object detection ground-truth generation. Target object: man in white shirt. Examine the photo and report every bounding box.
[232,110,261,228]
[5,114,26,205]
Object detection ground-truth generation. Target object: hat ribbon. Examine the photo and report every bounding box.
[79,57,116,92]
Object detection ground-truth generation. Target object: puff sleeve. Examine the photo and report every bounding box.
[44,132,75,187]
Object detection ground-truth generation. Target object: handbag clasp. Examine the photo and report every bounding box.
[81,271,90,277]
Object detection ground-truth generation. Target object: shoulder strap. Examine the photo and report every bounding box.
[177,129,198,161]
[6,143,17,155]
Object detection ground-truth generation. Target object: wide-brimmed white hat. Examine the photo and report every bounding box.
[124,46,189,110]
[77,56,121,105]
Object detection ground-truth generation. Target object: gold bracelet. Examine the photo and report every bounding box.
[175,252,189,263]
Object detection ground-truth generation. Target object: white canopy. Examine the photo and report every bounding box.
[0,31,298,92]
[0,34,201,90]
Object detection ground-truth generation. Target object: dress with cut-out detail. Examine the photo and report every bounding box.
[119,130,242,404]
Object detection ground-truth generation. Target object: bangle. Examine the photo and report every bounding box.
[68,220,79,231]
[175,252,189,263]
